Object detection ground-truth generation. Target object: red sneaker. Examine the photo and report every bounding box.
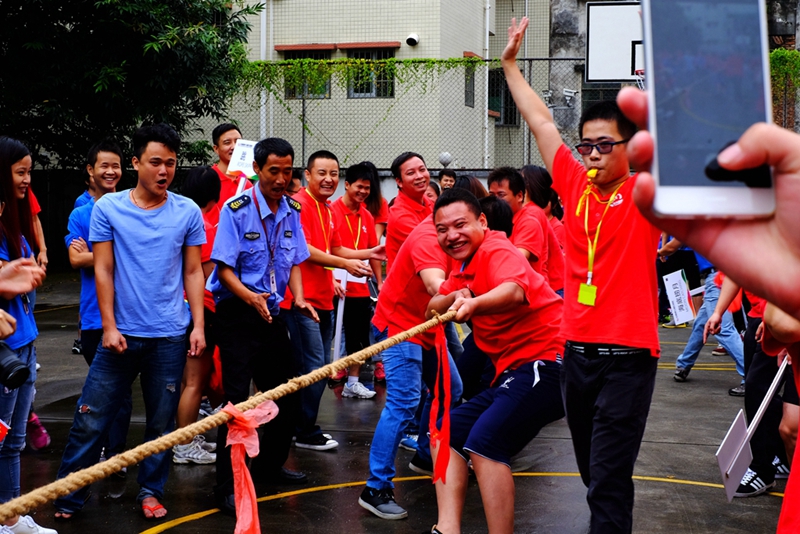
[330,368,347,382]
[26,412,51,451]
[374,361,386,382]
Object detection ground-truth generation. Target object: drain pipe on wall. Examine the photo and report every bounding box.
[483,0,491,169]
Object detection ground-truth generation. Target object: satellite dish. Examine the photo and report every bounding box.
[438,152,453,167]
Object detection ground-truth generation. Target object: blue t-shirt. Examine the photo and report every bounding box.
[74,190,93,210]
[0,235,38,350]
[65,200,101,329]
[89,190,205,337]
[207,188,309,314]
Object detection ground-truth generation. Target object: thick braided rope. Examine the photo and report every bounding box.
[0,309,456,522]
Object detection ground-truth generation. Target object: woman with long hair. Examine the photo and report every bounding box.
[0,136,57,533]
[360,161,388,242]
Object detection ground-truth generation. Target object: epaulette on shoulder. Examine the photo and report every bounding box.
[286,196,302,212]
[227,194,251,212]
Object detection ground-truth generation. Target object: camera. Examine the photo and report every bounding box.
[406,33,420,46]
[0,341,29,390]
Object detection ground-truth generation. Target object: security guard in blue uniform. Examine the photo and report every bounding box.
[207,137,319,516]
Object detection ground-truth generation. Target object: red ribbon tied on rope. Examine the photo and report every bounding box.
[428,322,451,484]
[222,401,280,534]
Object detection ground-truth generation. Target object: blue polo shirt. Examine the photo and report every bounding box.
[0,236,38,350]
[90,190,205,337]
[74,190,93,209]
[207,187,309,314]
[65,200,101,330]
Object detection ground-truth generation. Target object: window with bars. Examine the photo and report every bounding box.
[284,50,332,99]
[347,49,395,99]
[465,68,475,108]
[488,69,518,126]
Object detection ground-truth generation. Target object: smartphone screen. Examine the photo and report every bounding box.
[650,0,770,188]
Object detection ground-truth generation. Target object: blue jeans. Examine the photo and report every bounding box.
[285,306,334,439]
[0,343,36,503]
[54,335,186,512]
[367,325,462,490]
[675,276,745,378]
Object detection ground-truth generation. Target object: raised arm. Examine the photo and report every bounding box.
[501,17,565,174]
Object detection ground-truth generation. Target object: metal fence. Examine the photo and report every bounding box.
[205,58,587,172]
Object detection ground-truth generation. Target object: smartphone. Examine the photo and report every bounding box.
[642,0,775,218]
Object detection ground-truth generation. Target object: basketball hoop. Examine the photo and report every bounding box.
[634,69,646,91]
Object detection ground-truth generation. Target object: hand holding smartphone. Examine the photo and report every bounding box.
[642,0,775,218]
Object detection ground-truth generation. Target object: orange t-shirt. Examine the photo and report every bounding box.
[281,188,341,311]
[386,190,432,272]
[200,211,218,312]
[372,215,448,349]
[439,230,563,381]
[331,198,377,298]
[552,144,661,357]
[207,164,253,227]
[550,216,566,250]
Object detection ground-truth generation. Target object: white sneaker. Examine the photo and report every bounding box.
[193,435,217,453]
[342,381,377,399]
[173,439,216,464]
[7,515,58,534]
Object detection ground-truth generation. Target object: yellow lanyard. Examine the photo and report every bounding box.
[306,189,331,254]
[576,180,625,286]
[345,211,362,249]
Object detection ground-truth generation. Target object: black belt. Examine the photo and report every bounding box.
[565,341,649,358]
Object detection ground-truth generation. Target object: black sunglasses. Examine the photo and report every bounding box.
[575,139,630,156]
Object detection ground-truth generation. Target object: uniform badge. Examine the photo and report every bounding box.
[287,197,302,212]
[228,194,251,211]
[245,232,261,240]
[284,230,293,238]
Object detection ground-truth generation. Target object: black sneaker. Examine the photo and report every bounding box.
[729,384,746,397]
[358,486,408,520]
[408,452,433,476]
[72,339,82,355]
[773,456,791,480]
[734,468,775,497]
[294,433,338,451]
[674,367,690,382]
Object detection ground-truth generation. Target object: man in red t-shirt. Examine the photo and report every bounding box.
[358,215,463,521]
[502,17,660,533]
[331,163,383,399]
[488,166,564,294]
[426,188,564,534]
[283,150,385,451]
[208,123,253,227]
[385,152,433,272]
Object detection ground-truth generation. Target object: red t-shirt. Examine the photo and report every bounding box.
[511,205,546,278]
[552,144,661,357]
[280,187,341,311]
[373,215,448,349]
[550,216,566,249]
[386,190,432,272]
[28,189,41,215]
[374,198,389,225]
[439,230,563,381]
[522,203,565,292]
[331,198,377,298]
[746,291,766,319]
[207,164,253,227]
[201,211,218,312]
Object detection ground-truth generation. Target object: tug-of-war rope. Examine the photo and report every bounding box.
[0,310,456,524]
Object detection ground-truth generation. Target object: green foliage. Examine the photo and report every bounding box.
[770,47,800,88]
[0,0,263,167]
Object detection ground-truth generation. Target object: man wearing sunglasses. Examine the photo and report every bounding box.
[502,17,661,534]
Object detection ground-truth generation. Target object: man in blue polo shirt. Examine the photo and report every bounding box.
[64,138,132,468]
[55,123,206,521]
[207,137,318,517]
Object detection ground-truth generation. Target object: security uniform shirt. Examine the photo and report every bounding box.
[207,187,309,315]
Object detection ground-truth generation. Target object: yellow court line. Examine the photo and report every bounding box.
[657,366,738,372]
[139,473,782,533]
[33,304,78,314]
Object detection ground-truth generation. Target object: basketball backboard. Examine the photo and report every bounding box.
[586,2,644,83]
